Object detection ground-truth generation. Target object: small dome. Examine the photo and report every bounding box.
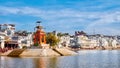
[36,26,43,29]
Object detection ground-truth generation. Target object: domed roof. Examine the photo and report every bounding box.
[36,26,43,29]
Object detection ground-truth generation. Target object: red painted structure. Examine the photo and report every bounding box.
[33,21,46,47]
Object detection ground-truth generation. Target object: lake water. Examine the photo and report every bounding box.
[0,50,120,68]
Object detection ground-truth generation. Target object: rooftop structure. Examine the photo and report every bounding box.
[75,31,86,36]
[0,24,15,36]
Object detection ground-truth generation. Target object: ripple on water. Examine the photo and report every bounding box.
[0,50,120,68]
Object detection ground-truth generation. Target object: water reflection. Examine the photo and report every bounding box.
[33,57,58,68]
[78,50,120,68]
[0,57,35,68]
[0,50,120,68]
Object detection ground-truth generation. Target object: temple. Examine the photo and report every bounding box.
[33,21,46,48]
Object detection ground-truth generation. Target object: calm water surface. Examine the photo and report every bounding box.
[0,50,120,68]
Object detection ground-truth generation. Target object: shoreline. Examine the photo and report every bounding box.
[70,46,120,51]
[1,46,120,57]
[0,48,77,57]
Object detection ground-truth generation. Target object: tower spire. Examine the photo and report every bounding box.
[36,21,43,30]
[36,21,41,26]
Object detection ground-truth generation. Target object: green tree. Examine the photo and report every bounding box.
[46,33,60,47]
[57,32,63,37]
[34,42,39,46]
[57,32,69,37]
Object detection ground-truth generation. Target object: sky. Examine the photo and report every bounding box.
[0,0,120,35]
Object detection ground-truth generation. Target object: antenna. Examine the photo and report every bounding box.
[34,21,41,32]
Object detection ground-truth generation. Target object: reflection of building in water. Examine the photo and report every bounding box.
[33,58,46,68]
[39,57,58,68]
[39,58,46,68]
[0,57,35,68]
[33,57,58,68]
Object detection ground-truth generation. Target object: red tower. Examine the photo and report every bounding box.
[33,21,46,47]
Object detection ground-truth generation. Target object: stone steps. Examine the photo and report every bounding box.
[54,48,77,56]
[52,48,64,56]
[7,49,25,57]
[0,50,13,56]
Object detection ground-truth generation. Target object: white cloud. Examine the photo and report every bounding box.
[0,6,19,14]
[0,6,120,35]
[0,6,101,19]
[85,11,120,35]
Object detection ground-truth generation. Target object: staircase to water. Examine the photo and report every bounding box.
[52,48,64,56]
[7,49,25,57]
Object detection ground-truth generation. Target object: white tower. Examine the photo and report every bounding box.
[0,33,5,49]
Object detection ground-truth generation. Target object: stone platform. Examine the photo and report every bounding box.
[0,48,77,57]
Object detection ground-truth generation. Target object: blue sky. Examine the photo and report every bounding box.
[0,0,120,35]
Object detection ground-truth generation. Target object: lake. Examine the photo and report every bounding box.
[0,50,120,68]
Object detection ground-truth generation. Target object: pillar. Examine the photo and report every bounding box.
[18,40,22,49]
[44,35,46,44]
[1,40,4,49]
[39,35,42,45]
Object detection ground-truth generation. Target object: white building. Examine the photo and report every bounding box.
[58,35,70,48]
[74,35,98,48]
[70,36,76,46]
[0,32,6,49]
[0,24,15,37]
[12,33,33,49]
